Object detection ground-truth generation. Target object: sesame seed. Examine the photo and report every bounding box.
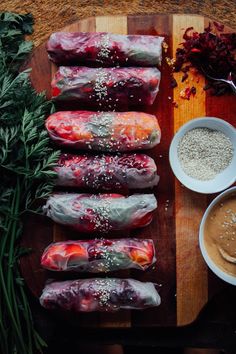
[96,33,111,60]
[177,128,234,181]
[94,69,110,100]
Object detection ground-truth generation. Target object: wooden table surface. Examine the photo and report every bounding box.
[21,13,236,331]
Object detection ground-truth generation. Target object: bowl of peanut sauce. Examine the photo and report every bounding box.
[199,186,236,285]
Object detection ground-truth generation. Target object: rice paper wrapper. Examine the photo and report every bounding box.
[45,111,161,152]
[47,31,164,67]
[40,278,161,312]
[55,153,159,189]
[41,238,156,272]
[51,66,161,108]
[43,193,157,232]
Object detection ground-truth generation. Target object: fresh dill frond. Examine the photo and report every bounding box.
[0,12,59,354]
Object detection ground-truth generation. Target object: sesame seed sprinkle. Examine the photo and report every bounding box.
[93,279,114,307]
[97,33,110,60]
[178,128,234,181]
[94,70,109,100]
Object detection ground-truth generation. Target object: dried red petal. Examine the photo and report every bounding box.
[190,86,197,96]
[191,48,201,53]
[180,86,196,100]
[52,86,61,96]
[183,27,194,40]
[174,22,236,95]
[170,77,178,88]
[204,22,212,33]
[181,73,188,82]
[213,21,224,32]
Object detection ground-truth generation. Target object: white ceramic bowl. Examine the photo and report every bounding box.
[169,117,236,194]
[199,186,236,285]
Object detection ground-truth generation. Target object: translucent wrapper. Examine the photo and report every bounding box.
[43,193,157,232]
[40,278,161,312]
[41,238,156,272]
[47,32,164,67]
[45,111,161,152]
[55,153,159,189]
[51,66,160,108]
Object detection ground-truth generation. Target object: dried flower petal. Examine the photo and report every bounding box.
[174,22,236,95]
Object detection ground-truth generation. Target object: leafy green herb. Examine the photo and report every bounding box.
[0,12,60,354]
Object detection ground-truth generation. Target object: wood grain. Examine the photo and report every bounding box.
[128,14,176,327]
[26,44,51,99]
[96,15,127,34]
[172,14,208,326]
[20,14,236,328]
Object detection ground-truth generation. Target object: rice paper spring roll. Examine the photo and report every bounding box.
[51,66,160,108]
[43,193,157,233]
[41,238,156,272]
[45,111,161,152]
[40,278,161,312]
[55,153,159,189]
[47,32,164,67]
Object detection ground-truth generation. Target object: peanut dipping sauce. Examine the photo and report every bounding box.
[204,192,236,276]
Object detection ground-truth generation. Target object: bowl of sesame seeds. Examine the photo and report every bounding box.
[169,117,236,194]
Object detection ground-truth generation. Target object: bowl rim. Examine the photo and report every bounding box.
[169,116,236,194]
[199,186,236,285]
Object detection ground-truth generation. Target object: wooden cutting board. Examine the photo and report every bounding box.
[21,14,236,328]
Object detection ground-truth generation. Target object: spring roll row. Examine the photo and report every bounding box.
[46,111,160,152]
[41,238,156,272]
[52,66,160,108]
[41,31,162,313]
[44,193,157,233]
[47,32,164,67]
[40,278,161,312]
[55,153,159,189]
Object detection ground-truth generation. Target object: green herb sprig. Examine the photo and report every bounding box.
[0,12,60,353]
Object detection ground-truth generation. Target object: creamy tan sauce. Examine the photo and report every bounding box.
[204,193,236,276]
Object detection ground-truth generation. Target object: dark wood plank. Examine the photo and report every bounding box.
[25,43,52,99]
[127,14,176,327]
[21,213,53,297]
